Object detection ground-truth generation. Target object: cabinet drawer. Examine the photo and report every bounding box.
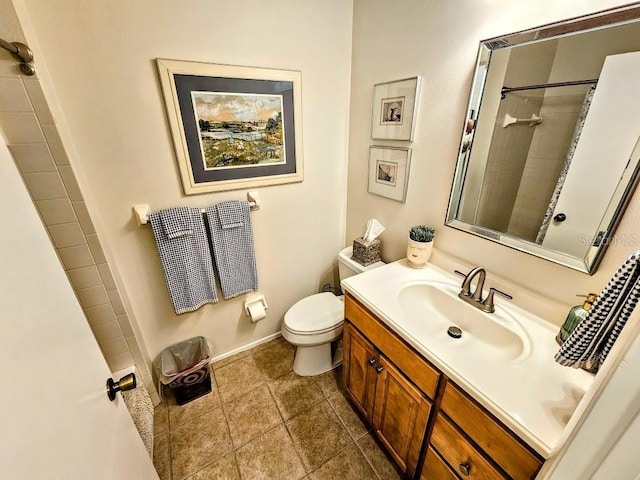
[345,294,440,399]
[431,413,506,480]
[421,446,458,480]
[440,382,542,480]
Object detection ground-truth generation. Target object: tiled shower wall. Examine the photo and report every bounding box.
[0,57,159,404]
[475,94,542,232]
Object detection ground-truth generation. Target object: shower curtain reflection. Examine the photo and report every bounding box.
[536,85,597,244]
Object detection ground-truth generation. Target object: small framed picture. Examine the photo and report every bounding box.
[368,146,411,202]
[371,76,421,141]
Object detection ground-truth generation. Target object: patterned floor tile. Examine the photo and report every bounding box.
[309,444,377,479]
[357,433,402,480]
[224,384,283,448]
[314,366,343,398]
[235,425,306,480]
[252,337,295,380]
[327,391,369,440]
[185,452,240,480]
[214,355,266,403]
[167,378,221,428]
[286,400,353,472]
[153,432,172,480]
[268,371,324,420]
[154,402,169,435]
[170,407,233,480]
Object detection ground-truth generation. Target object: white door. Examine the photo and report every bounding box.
[542,51,640,257]
[0,138,159,479]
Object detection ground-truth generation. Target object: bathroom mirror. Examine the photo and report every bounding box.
[446,5,640,274]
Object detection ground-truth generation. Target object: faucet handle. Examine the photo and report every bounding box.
[482,287,513,313]
[454,270,467,278]
[491,287,513,300]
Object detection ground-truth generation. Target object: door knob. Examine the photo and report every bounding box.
[376,366,384,374]
[368,358,377,366]
[106,373,137,401]
[553,213,567,222]
[459,462,471,476]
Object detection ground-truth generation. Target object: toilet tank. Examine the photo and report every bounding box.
[338,246,385,281]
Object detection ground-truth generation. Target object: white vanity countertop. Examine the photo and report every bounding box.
[341,259,595,458]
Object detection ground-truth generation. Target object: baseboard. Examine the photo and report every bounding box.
[208,332,282,364]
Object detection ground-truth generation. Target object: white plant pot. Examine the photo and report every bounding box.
[407,238,433,268]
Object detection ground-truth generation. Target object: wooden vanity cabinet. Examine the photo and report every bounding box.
[342,322,378,422]
[343,296,438,478]
[372,355,432,474]
[343,294,544,480]
[431,381,543,480]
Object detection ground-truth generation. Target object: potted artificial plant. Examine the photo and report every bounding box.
[407,225,435,268]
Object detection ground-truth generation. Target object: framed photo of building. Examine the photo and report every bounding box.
[368,146,411,202]
[156,59,304,194]
[371,76,421,141]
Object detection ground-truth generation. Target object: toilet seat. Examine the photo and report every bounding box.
[283,292,344,335]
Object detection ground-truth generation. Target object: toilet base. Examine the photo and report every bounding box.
[292,342,342,376]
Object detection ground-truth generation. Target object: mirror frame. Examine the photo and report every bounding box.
[446,4,640,274]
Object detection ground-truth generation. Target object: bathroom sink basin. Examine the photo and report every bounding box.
[397,282,529,361]
[341,260,594,456]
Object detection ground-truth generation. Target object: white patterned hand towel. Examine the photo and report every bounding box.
[149,207,218,314]
[555,250,640,372]
[206,200,258,299]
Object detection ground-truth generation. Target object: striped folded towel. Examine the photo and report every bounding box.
[555,250,640,372]
[206,200,258,299]
[149,207,218,314]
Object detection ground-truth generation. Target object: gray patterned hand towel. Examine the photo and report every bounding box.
[555,250,640,372]
[149,207,218,314]
[206,200,258,299]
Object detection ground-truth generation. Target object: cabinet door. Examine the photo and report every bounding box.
[343,322,378,423]
[372,356,432,478]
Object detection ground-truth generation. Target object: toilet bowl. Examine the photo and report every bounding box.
[282,246,385,376]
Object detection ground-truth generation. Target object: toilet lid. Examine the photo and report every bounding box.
[284,292,344,334]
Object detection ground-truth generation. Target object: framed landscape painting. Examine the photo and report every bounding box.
[157,59,304,194]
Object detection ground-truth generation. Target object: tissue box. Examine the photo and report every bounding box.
[352,238,381,266]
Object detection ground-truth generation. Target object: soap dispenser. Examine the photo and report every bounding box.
[556,293,598,345]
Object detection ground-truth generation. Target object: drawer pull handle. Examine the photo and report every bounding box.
[459,463,471,476]
[368,358,377,366]
[376,366,384,374]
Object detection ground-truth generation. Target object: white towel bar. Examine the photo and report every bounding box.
[132,191,261,226]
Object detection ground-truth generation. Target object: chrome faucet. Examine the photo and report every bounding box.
[454,268,512,313]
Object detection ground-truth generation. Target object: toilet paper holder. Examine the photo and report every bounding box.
[244,293,268,319]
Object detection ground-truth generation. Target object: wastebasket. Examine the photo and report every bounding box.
[154,336,212,405]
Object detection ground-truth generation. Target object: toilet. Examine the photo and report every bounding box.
[282,246,385,376]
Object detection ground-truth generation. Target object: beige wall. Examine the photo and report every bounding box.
[0,0,157,402]
[14,0,354,361]
[347,0,640,324]
[10,0,640,375]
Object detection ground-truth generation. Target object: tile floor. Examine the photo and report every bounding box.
[152,337,402,480]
